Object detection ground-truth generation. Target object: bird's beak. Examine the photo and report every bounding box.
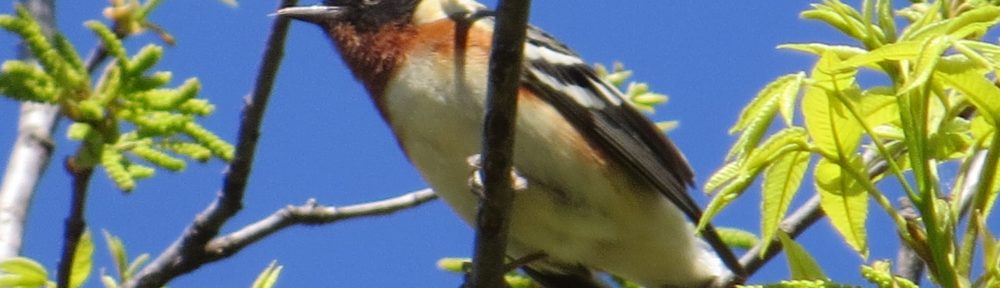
[275,5,347,24]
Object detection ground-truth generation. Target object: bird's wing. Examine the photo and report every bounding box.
[520,25,700,222]
[519,20,743,276]
[464,12,742,277]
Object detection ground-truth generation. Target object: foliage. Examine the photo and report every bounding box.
[250,261,283,288]
[99,230,150,288]
[704,0,1000,286]
[595,62,679,131]
[0,230,92,288]
[0,4,233,191]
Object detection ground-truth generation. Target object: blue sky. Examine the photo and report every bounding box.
[0,0,926,287]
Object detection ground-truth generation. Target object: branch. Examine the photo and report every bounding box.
[56,161,93,288]
[125,0,295,286]
[0,0,58,261]
[713,195,824,287]
[205,189,437,259]
[468,0,531,287]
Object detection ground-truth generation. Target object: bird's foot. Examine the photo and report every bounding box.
[466,154,528,199]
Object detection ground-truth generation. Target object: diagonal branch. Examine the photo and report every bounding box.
[124,0,295,286]
[205,189,437,259]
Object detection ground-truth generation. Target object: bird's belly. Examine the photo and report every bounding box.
[381,56,720,286]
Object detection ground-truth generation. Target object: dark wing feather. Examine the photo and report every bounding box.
[520,24,744,276]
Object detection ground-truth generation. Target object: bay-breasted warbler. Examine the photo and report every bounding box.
[277,1,742,287]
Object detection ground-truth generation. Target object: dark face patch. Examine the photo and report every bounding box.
[322,0,420,31]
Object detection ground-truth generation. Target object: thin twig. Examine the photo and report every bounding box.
[205,189,437,258]
[56,160,92,288]
[0,0,58,261]
[468,0,531,287]
[125,1,295,286]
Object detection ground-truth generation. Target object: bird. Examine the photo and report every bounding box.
[276,0,742,287]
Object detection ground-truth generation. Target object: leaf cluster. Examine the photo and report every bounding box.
[0,5,233,191]
[704,0,1000,286]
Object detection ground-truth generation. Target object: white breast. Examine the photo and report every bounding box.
[381,46,722,287]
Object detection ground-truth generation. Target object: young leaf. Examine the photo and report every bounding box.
[934,63,1000,123]
[745,127,810,171]
[0,257,50,287]
[804,50,864,161]
[761,150,811,256]
[70,229,94,288]
[858,91,898,128]
[838,40,922,69]
[816,158,869,257]
[779,43,868,61]
[251,261,283,288]
[899,36,952,94]
[875,0,895,43]
[726,74,794,160]
[716,227,760,250]
[778,72,806,127]
[778,232,827,281]
[705,160,743,193]
[946,6,1000,39]
[102,230,128,280]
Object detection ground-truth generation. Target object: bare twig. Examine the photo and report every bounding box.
[0,0,58,261]
[125,1,295,286]
[206,189,437,258]
[468,0,531,287]
[56,160,93,288]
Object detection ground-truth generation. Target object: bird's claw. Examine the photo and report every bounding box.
[467,154,528,199]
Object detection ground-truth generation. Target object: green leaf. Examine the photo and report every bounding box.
[802,1,867,41]
[838,40,921,69]
[815,158,869,257]
[716,227,760,250]
[705,160,742,193]
[701,172,755,230]
[761,150,810,256]
[102,230,128,280]
[875,0,896,43]
[859,90,898,128]
[0,257,49,287]
[779,43,868,60]
[861,261,919,288]
[778,232,827,281]
[251,261,282,288]
[899,36,952,94]
[726,75,796,159]
[934,63,1000,124]
[70,229,94,288]
[124,254,149,281]
[803,59,863,159]
[946,6,1000,39]
[745,127,810,171]
[900,0,944,41]
[100,274,119,288]
[779,73,806,127]
[436,258,471,273]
